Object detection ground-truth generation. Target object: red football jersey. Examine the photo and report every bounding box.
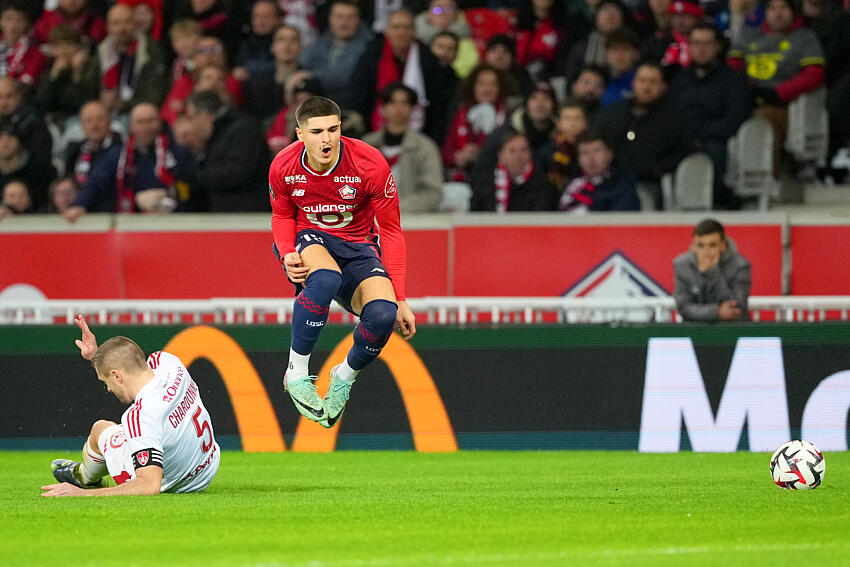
[269,136,407,300]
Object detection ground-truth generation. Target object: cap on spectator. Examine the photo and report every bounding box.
[0,123,20,138]
[605,28,641,50]
[485,34,517,58]
[291,76,325,97]
[528,81,556,105]
[669,0,704,17]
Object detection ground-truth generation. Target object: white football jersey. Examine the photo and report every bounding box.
[120,351,220,493]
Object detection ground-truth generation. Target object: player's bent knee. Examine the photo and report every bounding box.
[91,419,117,436]
[304,269,343,297]
[361,299,398,336]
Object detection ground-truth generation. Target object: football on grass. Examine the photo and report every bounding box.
[770,440,825,490]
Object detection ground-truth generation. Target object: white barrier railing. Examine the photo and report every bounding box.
[2,297,850,325]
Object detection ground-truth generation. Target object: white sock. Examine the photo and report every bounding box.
[288,349,310,379]
[336,359,359,383]
[79,440,107,484]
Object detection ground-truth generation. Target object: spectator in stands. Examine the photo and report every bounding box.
[265,72,321,155]
[363,83,443,213]
[232,0,282,85]
[172,113,204,155]
[34,0,107,49]
[299,0,374,119]
[170,0,240,61]
[442,64,513,182]
[365,9,456,142]
[715,0,765,45]
[80,4,167,116]
[564,0,631,84]
[479,81,558,171]
[160,36,243,126]
[0,178,33,218]
[596,61,693,208]
[415,0,479,78]
[470,129,556,211]
[673,218,751,321]
[671,22,750,208]
[121,0,163,40]
[167,19,202,88]
[184,90,269,212]
[824,7,850,176]
[64,102,195,221]
[193,64,234,105]
[49,175,79,214]
[65,100,122,186]
[547,100,588,190]
[483,34,534,97]
[35,24,89,123]
[569,64,607,118]
[514,0,570,82]
[557,130,638,212]
[728,0,825,173]
[659,0,703,68]
[635,0,671,45]
[601,28,640,106]
[242,24,303,122]
[0,77,54,179]
[0,2,46,91]
[429,30,460,69]
[0,124,56,211]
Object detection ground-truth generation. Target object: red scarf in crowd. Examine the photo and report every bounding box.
[115,134,175,213]
[0,38,30,78]
[101,40,138,91]
[371,39,426,131]
[515,19,562,66]
[662,30,691,67]
[75,134,118,185]
[494,161,534,212]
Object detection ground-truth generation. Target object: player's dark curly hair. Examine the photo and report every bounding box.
[295,96,341,127]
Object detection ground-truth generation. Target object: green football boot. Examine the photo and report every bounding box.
[319,365,353,429]
[284,371,327,421]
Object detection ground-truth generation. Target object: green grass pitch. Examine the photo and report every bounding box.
[2,450,849,566]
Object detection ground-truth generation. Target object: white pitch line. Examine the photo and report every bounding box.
[242,542,848,567]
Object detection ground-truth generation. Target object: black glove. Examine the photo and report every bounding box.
[753,86,782,105]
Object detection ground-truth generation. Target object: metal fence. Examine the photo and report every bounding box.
[2,296,850,325]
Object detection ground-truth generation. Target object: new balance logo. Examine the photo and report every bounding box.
[371,268,386,273]
[291,189,305,196]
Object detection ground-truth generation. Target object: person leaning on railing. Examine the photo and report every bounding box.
[673,218,752,321]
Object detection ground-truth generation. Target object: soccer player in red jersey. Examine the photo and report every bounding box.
[269,96,416,428]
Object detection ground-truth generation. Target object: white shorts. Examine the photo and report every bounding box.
[97,424,137,486]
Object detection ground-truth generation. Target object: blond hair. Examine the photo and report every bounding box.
[92,337,148,376]
[169,18,202,39]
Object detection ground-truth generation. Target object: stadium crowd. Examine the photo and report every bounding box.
[0,0,846,220]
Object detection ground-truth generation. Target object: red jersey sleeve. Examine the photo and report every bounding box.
[269,155,298,259]
[370,164,407,301]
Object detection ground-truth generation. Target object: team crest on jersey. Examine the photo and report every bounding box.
[338,185,357,200]
[384,174,397,198]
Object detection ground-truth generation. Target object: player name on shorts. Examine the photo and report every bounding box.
[302,203,357,213]
[167,381,200,429]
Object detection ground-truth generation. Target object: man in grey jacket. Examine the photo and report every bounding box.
[362,83,443,213]
[673,218,751,321]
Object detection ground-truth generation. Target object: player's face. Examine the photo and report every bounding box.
[98,371,132,404]
[296,115,341,171]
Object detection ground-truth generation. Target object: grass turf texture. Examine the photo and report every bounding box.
[1,451,848,567]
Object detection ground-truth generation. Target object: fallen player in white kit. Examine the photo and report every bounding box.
[42,315,220,497]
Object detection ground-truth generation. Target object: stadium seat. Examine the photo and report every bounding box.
[727,117,776,211]
[439,182,472,212]
[785,87,829,165]
[661,152,714,211]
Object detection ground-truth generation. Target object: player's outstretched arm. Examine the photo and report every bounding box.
[396,301,416,340]
[74,314,98,360]
[41,466,162,497]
